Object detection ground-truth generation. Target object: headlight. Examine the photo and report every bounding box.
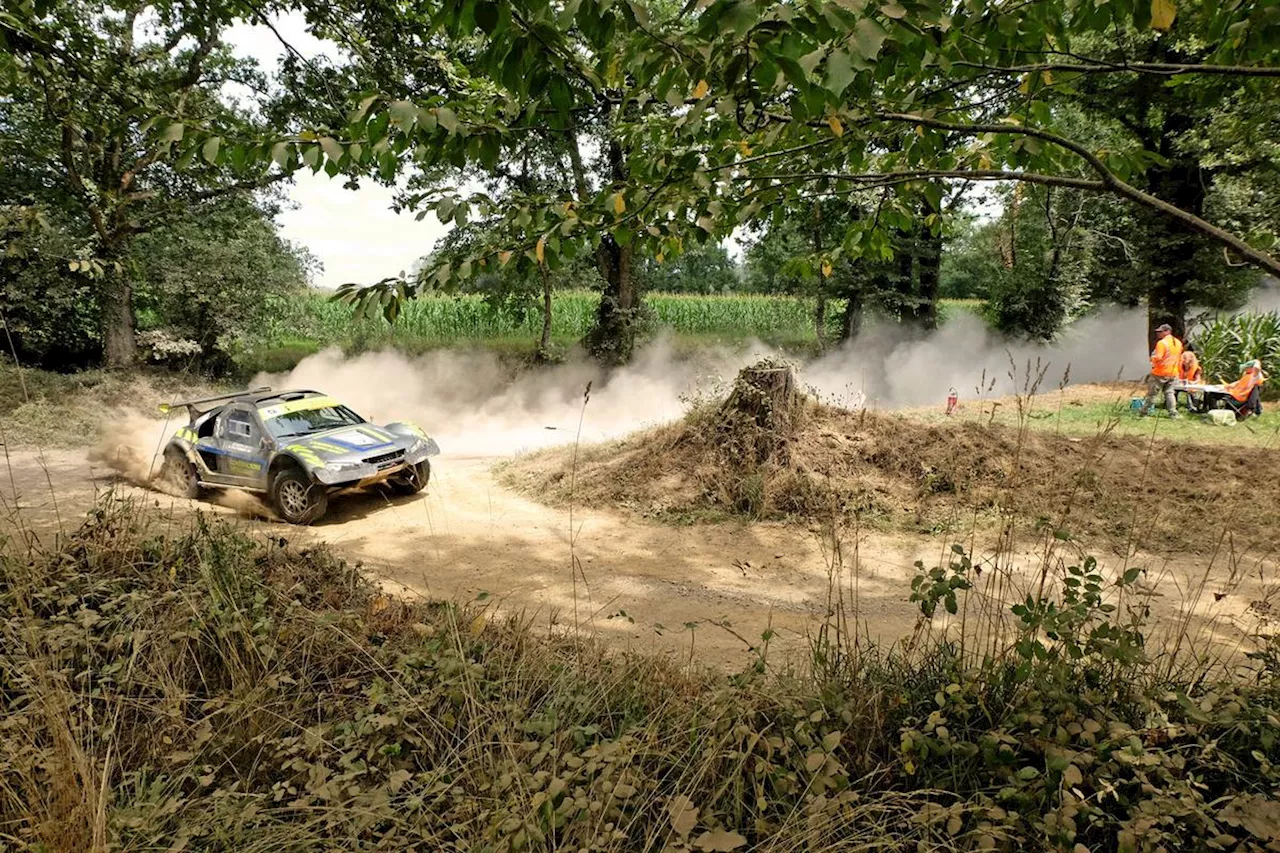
[328,461,366,473]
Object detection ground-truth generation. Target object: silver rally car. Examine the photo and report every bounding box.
[159,388,440,524]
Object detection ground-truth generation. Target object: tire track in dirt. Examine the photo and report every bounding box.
[2,446,1273,669]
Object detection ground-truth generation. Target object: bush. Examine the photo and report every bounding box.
[2,504,1277,851]
[1191,311,1280,395]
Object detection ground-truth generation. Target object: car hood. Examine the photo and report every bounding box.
[283,425,416,464]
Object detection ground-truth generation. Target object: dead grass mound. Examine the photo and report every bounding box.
[0,360,224,448]
[503,364,1280,557]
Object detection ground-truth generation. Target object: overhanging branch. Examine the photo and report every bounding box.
[952,60,1280,78]
[874,112,1280,278]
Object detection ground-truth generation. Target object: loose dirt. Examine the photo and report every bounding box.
[3,435,1275,669]
[503,391,1280,559]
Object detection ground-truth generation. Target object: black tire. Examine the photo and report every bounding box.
[388,460,431,496]
[270,466,328,524]
[159,446,203,499]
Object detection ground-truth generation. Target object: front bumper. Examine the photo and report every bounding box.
[311,438,438,487]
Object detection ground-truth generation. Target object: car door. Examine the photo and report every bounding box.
[219,405,271,489]
[191,410,228,482]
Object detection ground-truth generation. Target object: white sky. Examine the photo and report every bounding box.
[226,16,448,289]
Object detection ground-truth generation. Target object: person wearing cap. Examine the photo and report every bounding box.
[1140,323,1184,418]
[1222,359,1266,420]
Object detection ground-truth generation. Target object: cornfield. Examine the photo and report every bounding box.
[1191,310,1280,394]
[252,290,982,354]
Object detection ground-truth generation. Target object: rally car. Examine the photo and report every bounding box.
[158,388,440,524]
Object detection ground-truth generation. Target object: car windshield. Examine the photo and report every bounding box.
[264,404,365,439]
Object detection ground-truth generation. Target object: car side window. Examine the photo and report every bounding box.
[226,409,259,442]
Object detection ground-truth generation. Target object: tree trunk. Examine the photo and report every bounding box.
[894,236,919,324]
[812,203,827,345]
[721,363,802,466]
[99,265,137,367]
[586,235,638,364]
[839,285,864,342]
[538,265,553,360]
[1143,160,1203,345]
[916,221,942,331]
[584,137,643,365]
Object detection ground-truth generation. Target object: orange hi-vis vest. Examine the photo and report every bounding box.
[1180,352,1202,382]
[1225,368,1263,403]
[1150,336,1184,378]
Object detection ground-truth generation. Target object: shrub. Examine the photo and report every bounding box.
[1191,311,1280,394]
[2,504,1277,851]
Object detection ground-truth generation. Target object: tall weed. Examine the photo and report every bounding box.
[2,500,1278,852]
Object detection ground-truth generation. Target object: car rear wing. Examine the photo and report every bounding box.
[158,387,273,419]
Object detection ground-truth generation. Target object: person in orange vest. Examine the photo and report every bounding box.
[1222,359,1266,420]
[1178,346,1205,412]
[1180,349,1203,383]
[1139,323,1184,418]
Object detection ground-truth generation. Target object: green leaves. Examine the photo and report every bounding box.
[201,136,221,164]
[270,141,292,169]
[474,0,499,33]
[824,49,856,95]
[388,100,418,127]
[435,107,460,135]
[319,136,344,164]
[853,18,888,62]
[719,1,757,37]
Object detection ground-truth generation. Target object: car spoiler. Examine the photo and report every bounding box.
[158,387,273,418]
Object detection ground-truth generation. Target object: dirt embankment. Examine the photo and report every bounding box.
[501,384,1280,560]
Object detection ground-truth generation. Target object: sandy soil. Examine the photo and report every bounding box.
[3,441,1275,670]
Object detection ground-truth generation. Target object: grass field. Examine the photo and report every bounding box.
[245,290,983,369]
[903,383,1280,449]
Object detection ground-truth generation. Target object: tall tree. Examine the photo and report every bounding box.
[0,0,290,366]
[1045,25,1279,341]
[324,0,1280,347]
[321,0,677,363]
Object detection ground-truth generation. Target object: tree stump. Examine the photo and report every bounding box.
[722,363,801,430]
[717,362,803,466]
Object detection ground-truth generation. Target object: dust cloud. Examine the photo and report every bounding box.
[89,288,1278,473]
[88,412,178,491]
[90,410,278,514]
[252,335,777,456]
[802,307,1149,410]
[253,309,1162,455]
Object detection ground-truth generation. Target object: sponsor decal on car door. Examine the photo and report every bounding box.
[219,407,268,486]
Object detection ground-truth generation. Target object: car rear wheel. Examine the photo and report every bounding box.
[159,447,203,499]
[388,460,431,496]
[271,467,328,524]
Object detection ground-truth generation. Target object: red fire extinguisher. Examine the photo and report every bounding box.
[946,387,958,416]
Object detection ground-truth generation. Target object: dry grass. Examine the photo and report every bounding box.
[500,385,1280,559]
[1,498,1277,852]
[0,359,225,449]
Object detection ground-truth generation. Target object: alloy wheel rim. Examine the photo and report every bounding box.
[278,480,310,517]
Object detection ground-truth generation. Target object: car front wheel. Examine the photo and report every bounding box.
[388,460,431,496]
[271,467,328,524]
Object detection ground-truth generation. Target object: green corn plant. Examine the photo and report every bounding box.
[1191,311,1280,393]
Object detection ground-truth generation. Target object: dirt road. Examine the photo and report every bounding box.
[2,445,1273,669]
